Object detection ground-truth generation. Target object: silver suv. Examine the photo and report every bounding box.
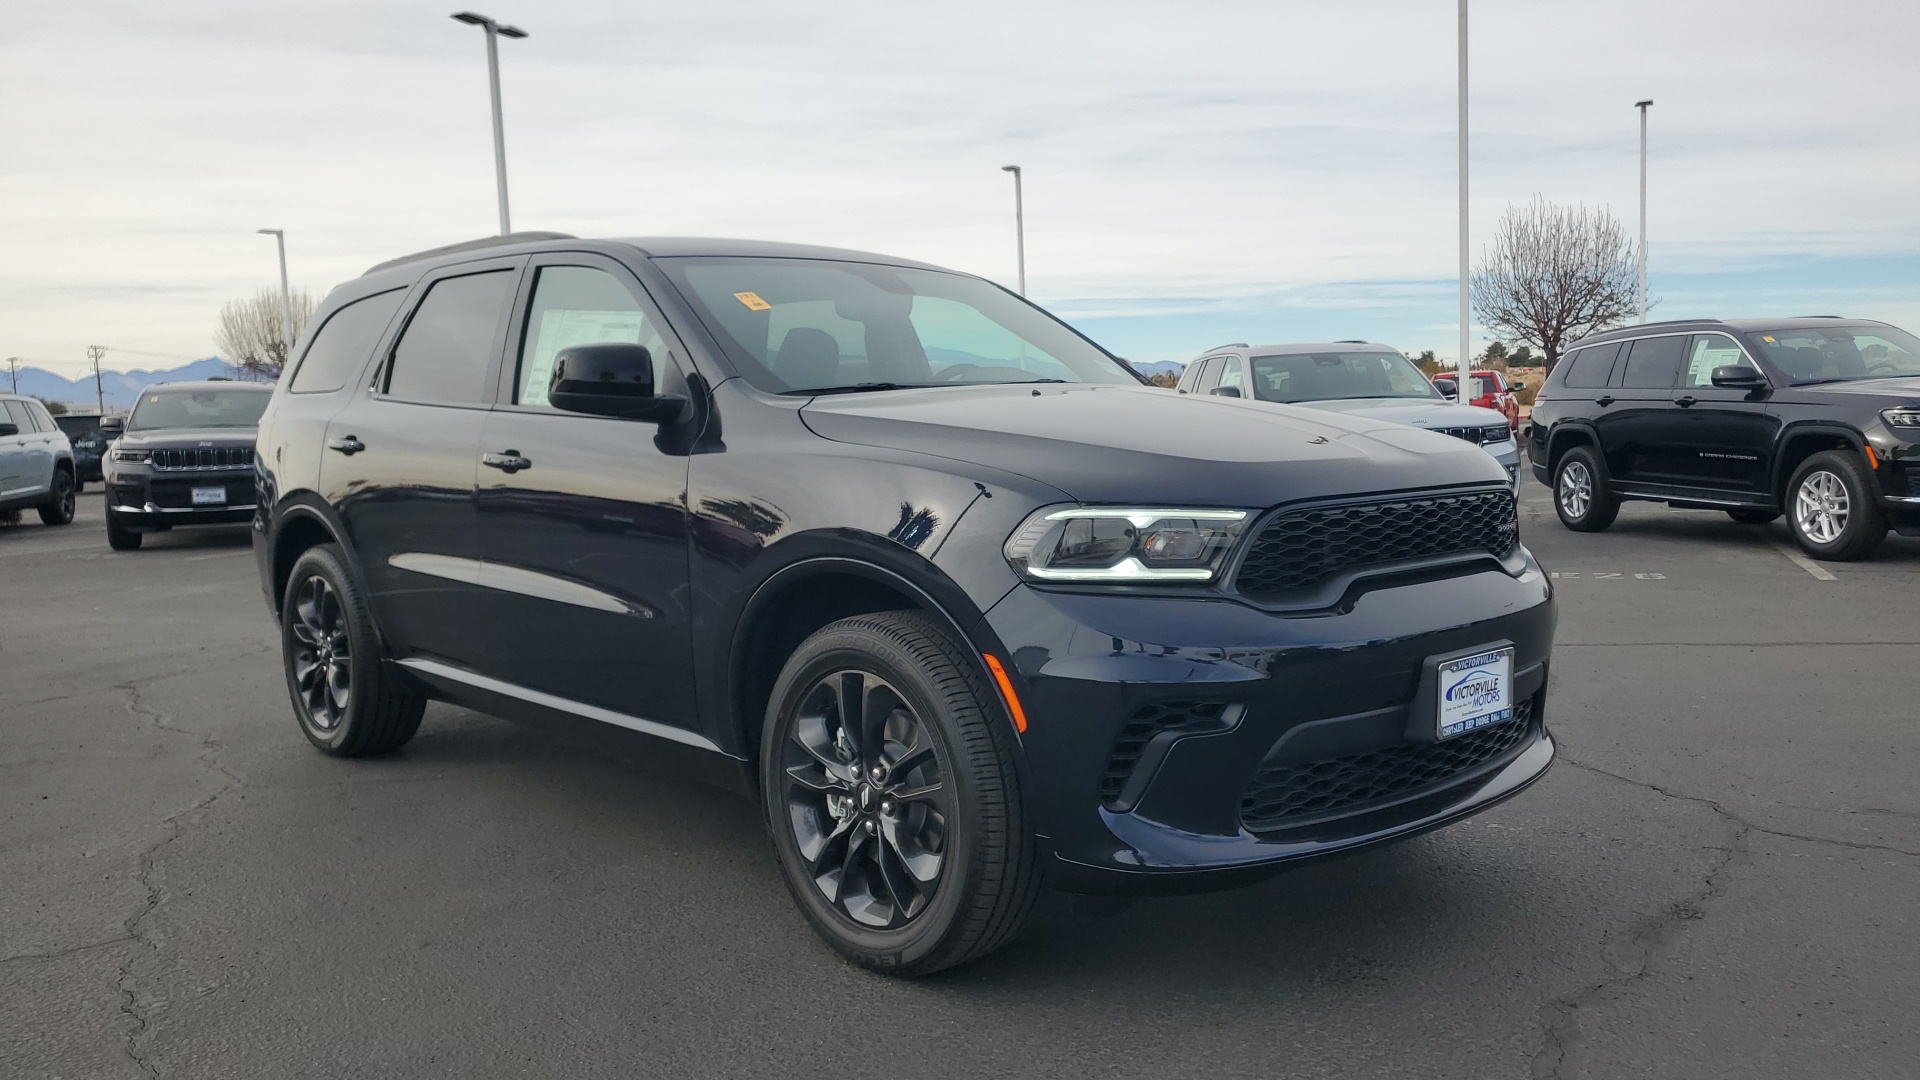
[0,394,78,527]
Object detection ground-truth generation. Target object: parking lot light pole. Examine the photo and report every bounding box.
[256,229,294,357]
[1636,99,1653,324]
[1457,0,1470,376]
[6,357,17,393]
[451,12,528,236]
[1001,165,1026,295]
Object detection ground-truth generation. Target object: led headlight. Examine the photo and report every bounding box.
[1882,408,1920,430]
[1004,506,1253,583]
[111,448,150,462]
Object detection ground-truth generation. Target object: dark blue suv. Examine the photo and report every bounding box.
[253,233,1556,973]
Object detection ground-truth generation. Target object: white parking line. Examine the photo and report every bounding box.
[1767,539,1837,581]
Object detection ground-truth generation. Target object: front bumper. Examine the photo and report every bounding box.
[985,556,1556,895]
[106,468,257,529]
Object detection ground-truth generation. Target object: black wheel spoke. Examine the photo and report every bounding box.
[837,672,868,761]
[888,779,944,806]
[786,761,853,794]
[872,831,920,924]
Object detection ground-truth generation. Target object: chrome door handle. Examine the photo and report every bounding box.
[1595,395,1615,407]
[481,450,532,473]
[1676,395,1697,408]
[327,435,365,455]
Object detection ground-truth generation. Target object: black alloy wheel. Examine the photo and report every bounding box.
[1786,450,1887,561]
[1553,446,1620,532]
[37,469,75,526]
[762,611,1040,975]
[782,669,950,929]
[281,544,426,756]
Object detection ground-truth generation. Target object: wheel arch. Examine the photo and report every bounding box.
[1771,424,1870,505]
[1543,422,1599,478]
[723,549,1019,799]
[266,495,358,619]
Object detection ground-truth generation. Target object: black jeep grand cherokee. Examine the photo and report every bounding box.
[253,234,1556,974]
[105,382,272,550]
[1529,318,1920,560]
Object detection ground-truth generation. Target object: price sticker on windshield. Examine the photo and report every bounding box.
[1436,647,1513,739]
[733,291,771,312]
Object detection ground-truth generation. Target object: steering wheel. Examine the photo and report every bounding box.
[934,364,983,382]
[1868,362,1902,375]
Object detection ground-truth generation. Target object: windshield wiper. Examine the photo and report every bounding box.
[781,382,927,396]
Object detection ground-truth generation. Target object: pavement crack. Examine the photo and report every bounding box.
[112,650,267,1077]
[0,936,133,965]
[1532,754,1748,1080]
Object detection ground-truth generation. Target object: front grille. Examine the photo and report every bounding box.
[1239,698,1535,832]
[1100,701,1234,806]
[1233,488,1518,598]
[150,446,252,470]
[1431,424,1511,445]
[149,478,255,509]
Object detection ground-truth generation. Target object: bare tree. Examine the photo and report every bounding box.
[215,288,317,380]
[1471,197,1639,372]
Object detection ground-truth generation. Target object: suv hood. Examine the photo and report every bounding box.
[1790,376,1920,403]
[1294,397,1512,428]
[799,384,1509,506]
[115,427,258,448]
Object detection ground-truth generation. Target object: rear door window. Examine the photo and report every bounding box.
[1620,336,1686,389]
[290,289,407,394]
[384,270,515,405]
[3,400,34,431]
[1560,344,1620,388]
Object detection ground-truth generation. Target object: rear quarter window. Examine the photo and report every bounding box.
[1560,344,1621,389]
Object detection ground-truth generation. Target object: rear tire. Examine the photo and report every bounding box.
[281,544,426,756]
[1786,450,1886,561]
[1553,446,1620,532]
[1726,509,1780,525]
[761,611,1040,976]
[37,468,75,526]
[105,510,142,550]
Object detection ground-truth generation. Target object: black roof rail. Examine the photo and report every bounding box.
[1334,339,1368,344]
[1792,315,1844,319]
[363,231,578,276]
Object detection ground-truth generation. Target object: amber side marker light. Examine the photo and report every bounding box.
[981,654,1029,733]
[1864,444,1881,470]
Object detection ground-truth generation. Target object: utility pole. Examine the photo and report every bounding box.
[5,357,17,393]
[257,229,295,358]
[1001,165,1026,295]
[87,346,107,414]
[1636,99,1653,323]
[452,12,529,236]
[1457,0,1470,376]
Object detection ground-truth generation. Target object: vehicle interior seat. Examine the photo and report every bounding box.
[774,327,842,388]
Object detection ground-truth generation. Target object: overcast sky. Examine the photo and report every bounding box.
[6,0,1920,375]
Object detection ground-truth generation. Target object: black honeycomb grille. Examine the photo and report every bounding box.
[1233,489,1518,598]
[150,446,252,470]
[1239,698,1534,832]
[1100,701,1233,806]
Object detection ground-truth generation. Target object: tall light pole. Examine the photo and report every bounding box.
[257,229,294,360]
[452,12,528,236]
[87,346,107,414]
[1001,165,1026,295]
[5,357,17,393]
[1457,0,1470,376]
[1636,99,1653,324]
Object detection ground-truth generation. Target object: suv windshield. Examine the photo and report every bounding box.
[1749,323,1920,383]
[1248,351,1443,404]
[127,388,271,431]
[656,257,1139,393]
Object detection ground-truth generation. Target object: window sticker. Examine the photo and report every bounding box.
[522,309,646,407]
[733,291,772,312]
[1762,335,1776,343]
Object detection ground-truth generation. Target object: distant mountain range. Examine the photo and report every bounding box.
[1129,360,1186,378]
[9,358,239,412]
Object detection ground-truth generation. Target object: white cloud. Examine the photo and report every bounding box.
[4,0,1918,372]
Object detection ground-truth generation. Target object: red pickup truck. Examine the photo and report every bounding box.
[1431,369,1519,429]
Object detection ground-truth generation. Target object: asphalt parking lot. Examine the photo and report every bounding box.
[4,486,1917,1079]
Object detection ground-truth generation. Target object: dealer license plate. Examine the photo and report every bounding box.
[1436,647,1513,739]
[191,485,227,506]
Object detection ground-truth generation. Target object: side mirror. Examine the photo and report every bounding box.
[549,343,688,423]
[1210,385,1242,398]
[1710,365,1766,390]
[0,422,17,437]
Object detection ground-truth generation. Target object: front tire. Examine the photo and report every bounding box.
[1553,447,1620,532]
[281,544,426,756]
[1787,450,1886,561]
[1727,509,1780,525]
[761,611,1039,976]
[105,509,141,550]
[37,468,75,526]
